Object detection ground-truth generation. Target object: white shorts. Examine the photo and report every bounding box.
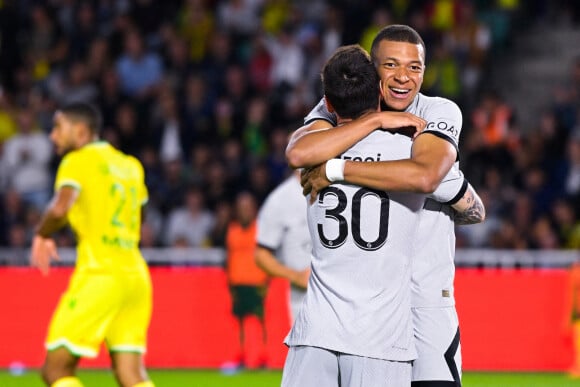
[412,306,462,386]
[281,346,412,387]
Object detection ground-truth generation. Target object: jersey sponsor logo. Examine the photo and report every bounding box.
[101,234,137,249]
[342,153,382,162]
[426,121,458,139]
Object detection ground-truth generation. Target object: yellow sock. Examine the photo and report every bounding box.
[51,376,84,387]
[132,381,155,387]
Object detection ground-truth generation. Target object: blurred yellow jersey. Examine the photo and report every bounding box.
[55,141,148,273]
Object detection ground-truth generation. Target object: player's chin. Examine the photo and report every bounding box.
[384,96,412,111]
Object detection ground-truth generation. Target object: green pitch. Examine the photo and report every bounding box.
[1,369,579,387]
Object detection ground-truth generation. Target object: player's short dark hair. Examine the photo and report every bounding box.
[322,44,380,119]
[370,24,426,64]
[59,102,102,134]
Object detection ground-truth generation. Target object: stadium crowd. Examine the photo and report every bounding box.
[0,0,578,250]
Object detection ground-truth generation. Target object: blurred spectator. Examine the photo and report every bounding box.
[551,198,580,249]
[320,5,342,60]
[164,186,215,247]
[183,74,216,145]
[0,91,18,144]
[97,67,126,128]
[150,89,188,164]
[178,0,215,64]
[222,138,246,188]
[247,34,273,94]
[422,39,462,100]
[220,64,252,141]
[46,60,99,105]
[359,7,392,53]
[203,159,234,210]
[264,23,305,116]
[0,2,21,93]
[2,108,52,210]
[25,3,67,81]
[0,189,27,246]
[158,158,190,215]
[67,1,99,61]
[265,127,292,186]
[111,102,144,157]
[529,216,560,250]
[448,0,492,106]
[162,33,193,95]
[216,0,261,48]
[115,28,163,100]
[7,223,28,248]
[85,37,113,81]
[471,89,513,147]
[243,96,269,159]
[564,130,580,201]
[244,161,274,206]
[198,30,235,99]
[209,199,233,248]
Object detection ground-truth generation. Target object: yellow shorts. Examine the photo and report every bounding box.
[46,268,152,358]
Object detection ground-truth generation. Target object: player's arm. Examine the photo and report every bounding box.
[287,117,378,169]
[286,102,426,169]
[450,183,486,225]
[31,186,78,275]
[338,132,456,193]
[35,186,78,237]
[255,246,310,289]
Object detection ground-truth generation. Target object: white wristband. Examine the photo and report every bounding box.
[325,159,346,182]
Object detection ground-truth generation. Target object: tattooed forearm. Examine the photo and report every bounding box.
[452,186,486,225]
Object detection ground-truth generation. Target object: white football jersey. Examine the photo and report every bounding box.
[304,93,464,307]
[285,130,423,361]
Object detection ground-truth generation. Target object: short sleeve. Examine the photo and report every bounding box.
[54,152,83,192]
[421,98,462,153]
[256,192,286,252]
[429,164,468,205]
[131,156,149,206]
[304,98,338,126]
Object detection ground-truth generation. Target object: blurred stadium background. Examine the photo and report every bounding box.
[1,0,580,385]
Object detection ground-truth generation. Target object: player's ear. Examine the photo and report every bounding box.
[323,95,335,113]
[379,79,386,99]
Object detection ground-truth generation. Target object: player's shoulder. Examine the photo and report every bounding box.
[268,175,300,201]
[124,153,145,171]
[416,93,461,115]
[59,144,89,168]
[261,175,301,211]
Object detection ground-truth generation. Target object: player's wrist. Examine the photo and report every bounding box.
[325,159,346,182]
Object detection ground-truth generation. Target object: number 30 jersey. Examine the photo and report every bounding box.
[285,130,424,362]
[54,141,149,273]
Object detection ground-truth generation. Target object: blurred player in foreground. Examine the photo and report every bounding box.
[30,103,154,387]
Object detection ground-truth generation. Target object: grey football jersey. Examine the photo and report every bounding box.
[257,174,312,320]
[304,93,464,307]
[285,130,424,361]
